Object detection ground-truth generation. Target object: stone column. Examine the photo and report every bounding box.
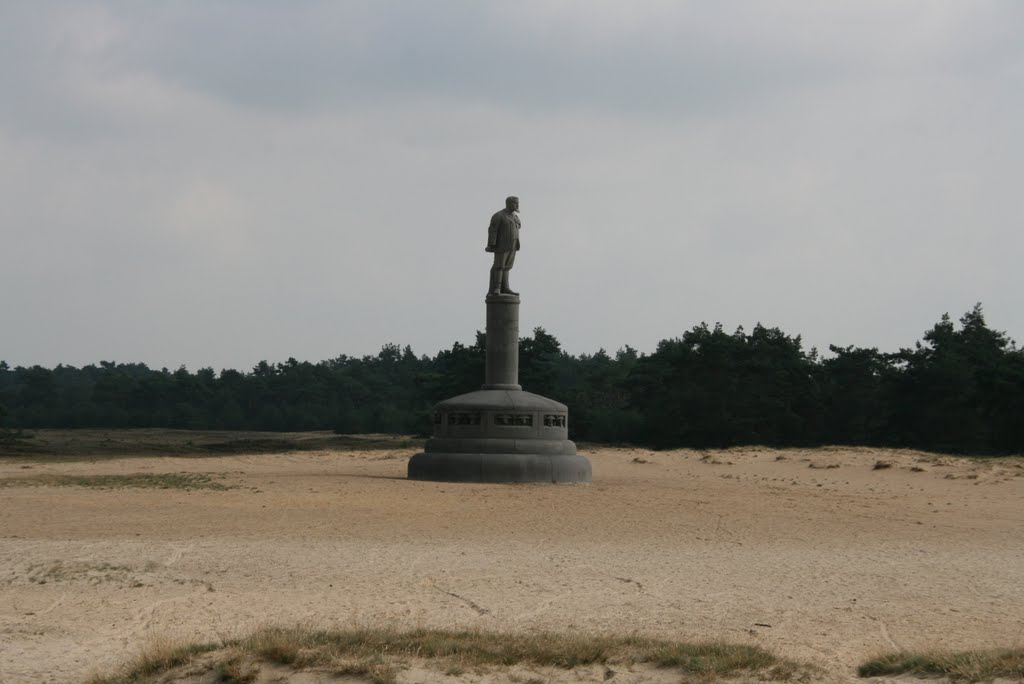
[482,293,521,390]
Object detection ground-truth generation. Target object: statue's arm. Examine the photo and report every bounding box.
[485,214,499,251]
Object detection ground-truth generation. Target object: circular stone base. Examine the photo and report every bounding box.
[408,451,591,484]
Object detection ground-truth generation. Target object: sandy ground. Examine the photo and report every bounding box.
[1,437,1022,683]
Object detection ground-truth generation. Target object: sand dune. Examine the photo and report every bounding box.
[1,436,1022,682]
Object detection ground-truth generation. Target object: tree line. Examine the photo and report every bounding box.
[2,304,1022,454]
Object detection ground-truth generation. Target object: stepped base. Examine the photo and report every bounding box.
[408,451,591,484]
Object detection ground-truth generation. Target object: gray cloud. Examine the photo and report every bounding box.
[4,2,871,121]
[2,1,1023,371]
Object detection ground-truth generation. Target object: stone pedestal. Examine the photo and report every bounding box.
[408,294,591,484]
[483,294,521,390]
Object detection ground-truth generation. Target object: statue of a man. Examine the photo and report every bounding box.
[485,195,521,296]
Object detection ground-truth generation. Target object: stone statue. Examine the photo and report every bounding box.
[485,196,521,296]
[407,193,591,483]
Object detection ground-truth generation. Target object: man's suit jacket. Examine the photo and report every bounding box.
[487,209,521,253]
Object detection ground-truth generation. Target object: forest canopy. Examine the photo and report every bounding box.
[2,305,1021,454]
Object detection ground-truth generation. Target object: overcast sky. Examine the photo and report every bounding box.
[2,1,1022,371]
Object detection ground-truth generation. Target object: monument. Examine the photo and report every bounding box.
[408,196,592,483]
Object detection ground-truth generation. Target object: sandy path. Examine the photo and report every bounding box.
[1,445,1022,683]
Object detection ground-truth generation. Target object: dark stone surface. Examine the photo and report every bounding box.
[437,389,566,411]
[483,295,520,389]
[408,450,592,484]
[410,382,590,484]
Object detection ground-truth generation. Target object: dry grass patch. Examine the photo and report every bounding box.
[858,648,1024,681]
[0,428,424,460]
[238,625,795,675]
[0,472,232,490]
[86,634,219,684]
[90,625,814,683]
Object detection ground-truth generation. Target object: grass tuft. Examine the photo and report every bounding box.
[90,626,816,683]
[238,626,806,679]
[86,635,219,684]
[649,641,778,675]
[211,655,257,683]
[0,472,231,490]
[0,428,425,460]
[858,648,1024,681]
[330,657,397,684]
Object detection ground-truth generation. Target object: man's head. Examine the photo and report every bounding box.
[505,196,519,212]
